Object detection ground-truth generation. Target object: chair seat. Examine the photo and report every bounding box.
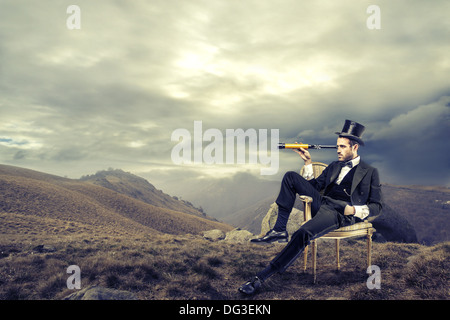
[321,222,375,239]
[334,221,372,232]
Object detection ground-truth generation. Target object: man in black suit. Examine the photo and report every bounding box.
[239,120,383,295]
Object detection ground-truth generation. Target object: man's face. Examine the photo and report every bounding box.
[336,137,357,162]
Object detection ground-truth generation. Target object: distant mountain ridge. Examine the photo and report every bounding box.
[0,164,233,236]
[80,168,209,219]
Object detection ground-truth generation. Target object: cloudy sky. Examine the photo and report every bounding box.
[1,0,449,201]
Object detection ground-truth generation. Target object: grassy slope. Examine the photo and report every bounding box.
[0,165,233,236]
[1,213,448,300]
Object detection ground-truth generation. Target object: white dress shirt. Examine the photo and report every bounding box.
[302,156,370,220]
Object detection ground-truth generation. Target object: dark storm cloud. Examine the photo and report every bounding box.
[368,96,450,185]
[0,0,449,188]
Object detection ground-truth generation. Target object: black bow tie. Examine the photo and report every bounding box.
[340,161,353,168]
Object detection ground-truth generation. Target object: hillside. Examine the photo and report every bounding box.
[0,164,233,236]
[80,169,209,219]
[382,184,450,245]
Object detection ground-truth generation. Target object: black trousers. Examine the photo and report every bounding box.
[271,171,355,273]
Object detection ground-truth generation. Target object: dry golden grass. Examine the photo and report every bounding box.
[0,164,233,236]
[1,212,448,300]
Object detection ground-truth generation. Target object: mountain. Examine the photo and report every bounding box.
[80,168,209,219]
[157,171,281,219]
[0,164,233,237]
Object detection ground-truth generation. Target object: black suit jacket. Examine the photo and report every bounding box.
[308,160,383,218]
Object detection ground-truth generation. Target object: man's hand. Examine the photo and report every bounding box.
[344,205,356,216]
[293,141,312,165]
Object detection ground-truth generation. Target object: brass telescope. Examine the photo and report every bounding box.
[278,143,337,150]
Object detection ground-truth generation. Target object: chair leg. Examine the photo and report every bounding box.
[312,240,317,284]
[367,231,373,267]
[303,245,309,272]
[335,239,340,271]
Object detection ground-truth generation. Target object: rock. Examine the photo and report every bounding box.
[32,245,56,253]
[63,286,138,300]
[260,202,305,237]
[203,228,255,243]
[203,229,226,241]
[225,228,254,243]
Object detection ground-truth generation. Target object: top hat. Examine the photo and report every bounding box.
[335,120,365,146]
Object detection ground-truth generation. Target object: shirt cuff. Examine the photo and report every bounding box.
[354,205,370,220]
[302,163,314,180]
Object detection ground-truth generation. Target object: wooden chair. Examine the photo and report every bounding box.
[299,162,376,283]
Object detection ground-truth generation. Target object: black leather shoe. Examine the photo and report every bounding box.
[238,276,262,295]
[250,229,288,244]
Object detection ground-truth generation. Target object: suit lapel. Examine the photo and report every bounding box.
[351,161,369,195]
[327,162,341,188]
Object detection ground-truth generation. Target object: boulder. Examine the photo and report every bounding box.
[225,228,254,243]
[202,229,226,241]
[32,245,56,253]
[260,202,304,237]
[63,286,138,300]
